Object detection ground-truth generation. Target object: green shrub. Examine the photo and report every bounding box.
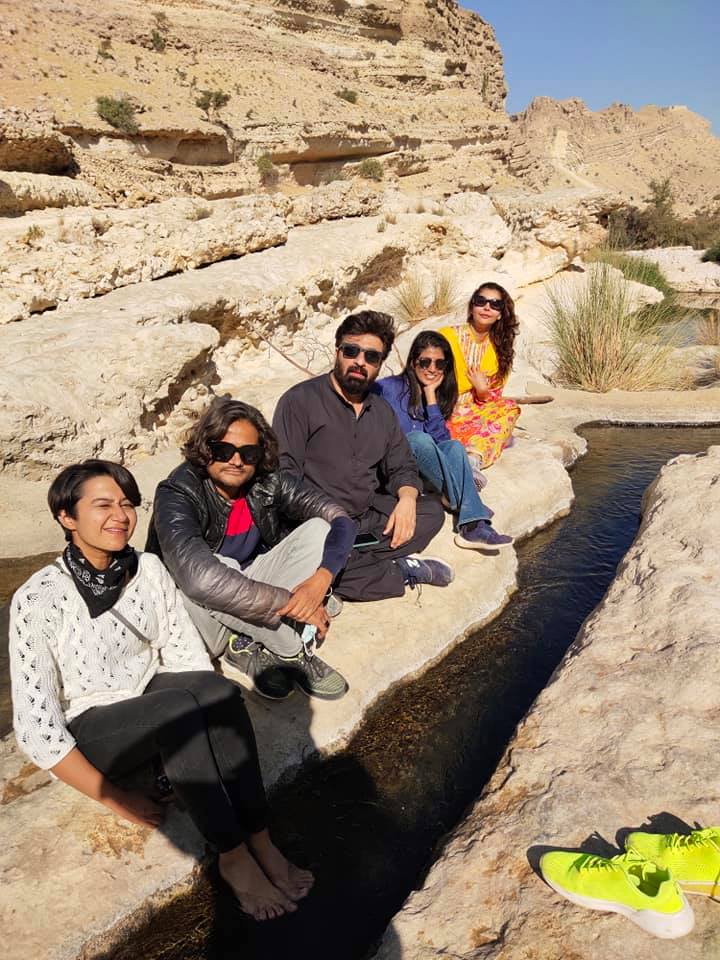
[256,154,278,185]
[585,249,674,298]
[376,218,387,233]
[150,29,166,52]
[96,95,139,134]
[196,89,231,115]
[544,263,687,392]
[357,158,383,182]
[19,224,44,246]
[335,88,358,104]
[608,178,720,250]
[701,240,720,263]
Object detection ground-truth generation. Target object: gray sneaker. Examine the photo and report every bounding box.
[221,637,295,701]
[282,645,348,701]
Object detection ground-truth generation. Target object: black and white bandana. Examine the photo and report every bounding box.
[63,543,139,618]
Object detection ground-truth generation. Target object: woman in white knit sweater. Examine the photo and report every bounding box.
[9,459,313,921]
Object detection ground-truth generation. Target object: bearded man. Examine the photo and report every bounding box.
[272,311,453,602]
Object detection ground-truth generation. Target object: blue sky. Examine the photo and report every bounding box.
[463,1,720,135]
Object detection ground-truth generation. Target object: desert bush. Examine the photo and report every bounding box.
[96,38,113,60]
[608,178,720,250]
[697,310,720,347]
[150,29,166,52]
[335,88,358,104]
[701,240,720,263]
[376,218,387,233]
[428,271,460,316]
[414,200,427,214]
[357,158,383,182]
[153,10,169,30]
[196,89,231,115]
[19,225,44,246]
[545,264,687,392]
[256,154,278,185]
[385,211,398,225]
[96,95,139,134]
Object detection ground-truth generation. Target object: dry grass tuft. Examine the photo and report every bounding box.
[545,264,689,392]
[391,272,428,325]
[697,310,720,346]
[428,271,460,316]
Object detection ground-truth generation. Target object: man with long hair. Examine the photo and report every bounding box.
[146,397,357,701]
[273,311,453,602]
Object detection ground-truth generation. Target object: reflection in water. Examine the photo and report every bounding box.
[2,427,720,960]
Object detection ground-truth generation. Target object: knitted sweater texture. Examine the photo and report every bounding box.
[9,552,213,770]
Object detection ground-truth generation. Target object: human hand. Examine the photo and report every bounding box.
[468,368,490,396]
[422,379,441,404]
[303,605,331,641]
[276,569,333,622]
[105,787,166,829]
[383,495,417,548]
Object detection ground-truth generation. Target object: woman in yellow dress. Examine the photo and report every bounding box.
[440,282,520,478]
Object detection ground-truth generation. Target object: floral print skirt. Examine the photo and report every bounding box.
[448,396,520,469]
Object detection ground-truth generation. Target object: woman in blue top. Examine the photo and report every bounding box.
[376,330,512,549]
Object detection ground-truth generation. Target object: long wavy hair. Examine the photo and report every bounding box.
[182,396,279,478]
[467,282,519,382]
[402,331,458,421]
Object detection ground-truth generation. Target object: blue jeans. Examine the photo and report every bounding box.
[407,432,493,528]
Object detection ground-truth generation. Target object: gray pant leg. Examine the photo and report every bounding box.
[182,518,330,658]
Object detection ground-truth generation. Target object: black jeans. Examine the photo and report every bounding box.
[334,493,445,601]
[68,671,268,852]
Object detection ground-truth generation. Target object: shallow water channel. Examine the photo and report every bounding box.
[2,425,720,960]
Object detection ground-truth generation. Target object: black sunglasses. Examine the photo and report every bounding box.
[338,342,384,367]
[209,441,263,465]
[471,294,504,312]
[415,357,449,371]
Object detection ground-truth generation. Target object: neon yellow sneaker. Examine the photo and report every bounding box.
[626,827,720,898]
[539,850,695,939]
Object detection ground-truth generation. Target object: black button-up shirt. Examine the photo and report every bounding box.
[273,374,422,519]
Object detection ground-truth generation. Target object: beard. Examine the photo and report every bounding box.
[333,361,372,397]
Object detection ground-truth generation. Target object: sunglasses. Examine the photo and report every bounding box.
[415,357,449,371]
[209,441,263,465]
[338,343,384,367]
[471,294,504,312]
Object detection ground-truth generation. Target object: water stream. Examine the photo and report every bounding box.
[2,425,720,960]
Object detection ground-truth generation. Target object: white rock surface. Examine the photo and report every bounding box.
[0,171,101,213]
[377,445,720,960]
[627,246,720,293]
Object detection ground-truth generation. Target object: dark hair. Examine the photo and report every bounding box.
[334,310,396,361]
[467,282,519,382]
[182,396,278,476]
[403,330,458,420]
[48,460,141,542]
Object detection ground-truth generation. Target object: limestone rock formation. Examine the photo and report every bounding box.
[627,246,720,293]
[377,445,720,960]
[0,108,74,173]
[508,97,720,215]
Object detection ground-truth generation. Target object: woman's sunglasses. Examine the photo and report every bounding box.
[338,343,383,367]
[471,294,504,312]
[415,357,449,371]
[209,441,263,465]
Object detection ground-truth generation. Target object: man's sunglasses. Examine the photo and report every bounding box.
[208,441,263,465]
[338,343,383,367]
[471,294,504,312]
[415,357,449,371]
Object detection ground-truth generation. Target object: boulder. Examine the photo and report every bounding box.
[377,446,720,960]
[626,247,720,293]
[0,171,101,214]
[0,108,74,174]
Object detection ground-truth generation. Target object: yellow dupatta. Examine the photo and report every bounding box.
[439,325,501,395]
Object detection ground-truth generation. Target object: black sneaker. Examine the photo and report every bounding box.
[221,638,295,701]
[282,646,348,701]
[395,555,455,588]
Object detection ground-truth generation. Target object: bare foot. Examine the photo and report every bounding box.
[218,844,297,921]
[248,830,315,902]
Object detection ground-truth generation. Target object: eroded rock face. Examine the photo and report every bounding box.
[377,445,720,960]
[0,109,74,174]
[0,171,101,214]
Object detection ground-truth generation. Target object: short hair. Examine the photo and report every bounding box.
[182,396,279,475]
[48,460,141,542]
[334,310,396,361]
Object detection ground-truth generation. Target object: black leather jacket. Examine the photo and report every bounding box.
[145,462,347,627]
